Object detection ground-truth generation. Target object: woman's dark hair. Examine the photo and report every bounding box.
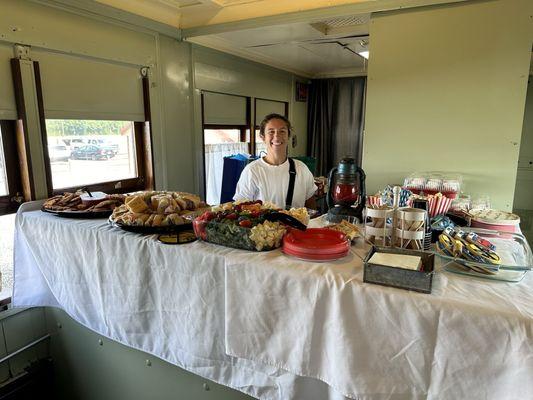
[259,113,292,138]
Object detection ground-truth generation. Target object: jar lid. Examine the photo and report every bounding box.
[469,209,520,225]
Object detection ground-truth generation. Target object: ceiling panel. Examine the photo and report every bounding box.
[216,22,325,47]
[245,43,332,74]
[191,19,369,77]
[299,42,366,69]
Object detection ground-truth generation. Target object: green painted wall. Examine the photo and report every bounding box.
[45,307,253,400]
[363,0,533,210]
[0,307,50,389]
[289,75,309,157]
[157,36,197,192]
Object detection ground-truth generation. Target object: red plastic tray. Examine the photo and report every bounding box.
[282,248,349,261]
[283,228,350,259]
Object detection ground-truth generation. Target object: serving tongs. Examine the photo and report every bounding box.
[264,212,307,231]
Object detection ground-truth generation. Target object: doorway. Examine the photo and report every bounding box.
[513,71,533,247]
[201,91,251,205]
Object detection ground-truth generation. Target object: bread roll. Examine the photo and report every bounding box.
[177,193,201,210]
[111,204,128,218]
[167,213,185,225]
[153,214,165,226]
[121,213,137,224]
[150,196,160,211]
[145,213,156,226]
[157,196,171,214]
[105,193,126,202]
[175,197,187,210]
[133,213,150,226]
[166,198,179,213]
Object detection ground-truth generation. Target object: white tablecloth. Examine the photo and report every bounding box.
[13,201,533,400]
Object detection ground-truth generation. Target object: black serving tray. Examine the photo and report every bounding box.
[42,206,112,219]
[109,217,193,234]
[363,246,435,294]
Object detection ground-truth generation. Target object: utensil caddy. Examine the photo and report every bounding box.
[363,246,435,293]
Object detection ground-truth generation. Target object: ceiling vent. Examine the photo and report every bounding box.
[321,14,370,28]
[310,13,370,37]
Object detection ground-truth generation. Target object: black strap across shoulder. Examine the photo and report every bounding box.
[285,158,296,209]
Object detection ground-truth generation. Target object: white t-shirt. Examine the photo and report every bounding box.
[234,158,317,208]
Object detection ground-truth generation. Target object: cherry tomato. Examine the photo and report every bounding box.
[239,219,252,228]
[226,213,238,220]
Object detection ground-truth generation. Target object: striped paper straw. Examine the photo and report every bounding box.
[367,196,382,208]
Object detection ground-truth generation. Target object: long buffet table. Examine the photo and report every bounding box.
[13,201,533,400]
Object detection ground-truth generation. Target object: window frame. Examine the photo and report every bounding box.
[200,92,252,201]
[45,121,150,195]
[202,124,249,144]
[0,120,23,215]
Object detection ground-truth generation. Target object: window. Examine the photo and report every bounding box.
[202,92,251,205]
[203,126,249,205]
[28,49,153,195]
[255,128,267,156]
[0,132,8,196]
[0,121,23,301]
[0,121,22,215]
[204,128,241,144]
[45,119,139,190]
[0,213,15,299]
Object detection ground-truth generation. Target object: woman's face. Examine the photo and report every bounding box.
[263,118,289,158]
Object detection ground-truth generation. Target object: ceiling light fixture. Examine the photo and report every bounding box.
[357,39,369,60]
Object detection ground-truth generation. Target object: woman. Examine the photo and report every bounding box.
[234,113,317,209]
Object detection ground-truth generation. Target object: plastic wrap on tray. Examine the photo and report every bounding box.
[193,201,309,251]
[434,227,532,282]
[193,218,285,251]
[404,172,461,198]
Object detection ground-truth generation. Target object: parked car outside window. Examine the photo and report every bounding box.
[48,145,70,162]
[70,138,119,154]
[70,145,116,160]
[85,139,119,154]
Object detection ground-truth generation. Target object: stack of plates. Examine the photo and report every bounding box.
[282,228,350,261]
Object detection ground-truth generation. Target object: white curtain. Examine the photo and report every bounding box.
[0,132,7,196]
[205,143,249,205]
[256,141,267,157]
